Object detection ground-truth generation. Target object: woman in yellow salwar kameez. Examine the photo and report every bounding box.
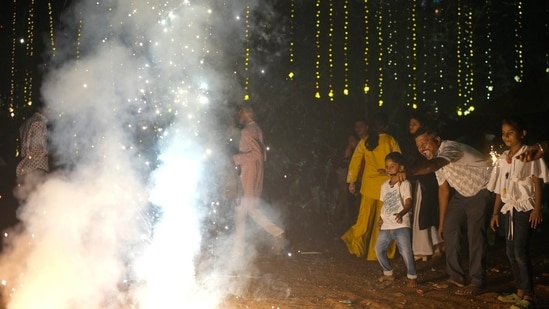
[341,113,401,260]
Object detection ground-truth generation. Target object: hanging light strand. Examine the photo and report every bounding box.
[314,0,321,99]
[47,2,56,57]
[546,4,549,73]
[363,0,370,95]
[485,0,493,101]
[456,2,464,116]
[243,4,251,101]
[23,0,37,108]
[76,12,83,59]
[327,0,334,101]
[465,4,474,114]
[408,0,418,109]
[9,0,18,117]
[376,4,384,106]
[342,0,349,96]
[514,1,524,82]
[287,0,295,80]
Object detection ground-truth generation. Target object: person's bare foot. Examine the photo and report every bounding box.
[433,242,445,257]
[407,278,418,288]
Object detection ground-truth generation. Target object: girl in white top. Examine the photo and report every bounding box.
[488,116,549,309]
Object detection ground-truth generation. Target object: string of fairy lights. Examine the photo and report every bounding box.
[514,1,524,82]
[242,4,251,101]
[327,0,334,102]
[363,1,370,96]
[22,0,36,109]
[8,0,18,117]
[407,0,418,110]
[47,2,56,58]
[485,0,493,102]
[3,1,547,118]
[456,1,476,116]
[342,0,349,96]
[314,0,321,99]
[546,5,549,74]
[287,0,295,80]
[376,5,384,107]
[76,13,83,59]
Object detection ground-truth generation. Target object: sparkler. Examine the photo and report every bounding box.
[489,144,500,165]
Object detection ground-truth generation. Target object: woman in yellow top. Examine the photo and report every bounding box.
[341,112,401,260]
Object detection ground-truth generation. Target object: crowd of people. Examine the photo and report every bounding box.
[333,111,548,309]
[3,101,548,309]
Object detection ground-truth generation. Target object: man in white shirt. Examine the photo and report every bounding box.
[407,127,493,296]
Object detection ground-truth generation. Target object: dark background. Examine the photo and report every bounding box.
[0,0,548,234]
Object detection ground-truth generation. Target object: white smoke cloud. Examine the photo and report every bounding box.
[0,0,266,308]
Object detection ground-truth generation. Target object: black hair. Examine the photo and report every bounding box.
[385,151,404,165]
[409,112,427,127]
[413,125,439,139]
[501,116,526,133]
[366,112,388,151]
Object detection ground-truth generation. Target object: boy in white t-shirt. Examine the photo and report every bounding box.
[375,152,418,288]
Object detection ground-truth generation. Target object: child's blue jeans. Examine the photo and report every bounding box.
[375,227,417,279]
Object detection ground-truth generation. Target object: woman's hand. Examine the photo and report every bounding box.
[348,182,356,194]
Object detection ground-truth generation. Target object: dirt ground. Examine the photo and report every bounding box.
[222,212,549,309]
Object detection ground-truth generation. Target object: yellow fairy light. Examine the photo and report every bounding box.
[9,0,18,116]
[485,0,493,101]
[314,0,321,99]
[363,0,369,94]
[546,5,549,73]
[23,0,37,107]
[408,1,418,109]
[342,0,349,96]
[76,14,83,59]
[456,2,463,115]
[514,1,524,82]
[327,0,334,101]
[466,6,474,108]
[377,5,384,105]
[47,2,56,57]
[455,2,475,116]
[288,0,295,80]
[243,5,251,100]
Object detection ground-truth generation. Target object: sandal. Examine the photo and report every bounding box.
[377,275,395,283]
[433,279,465,289]
[510,299,533,309]
[446,279,465,288]
[455,285,485,296]
[497,293,521,303]
[407,278,418,288]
